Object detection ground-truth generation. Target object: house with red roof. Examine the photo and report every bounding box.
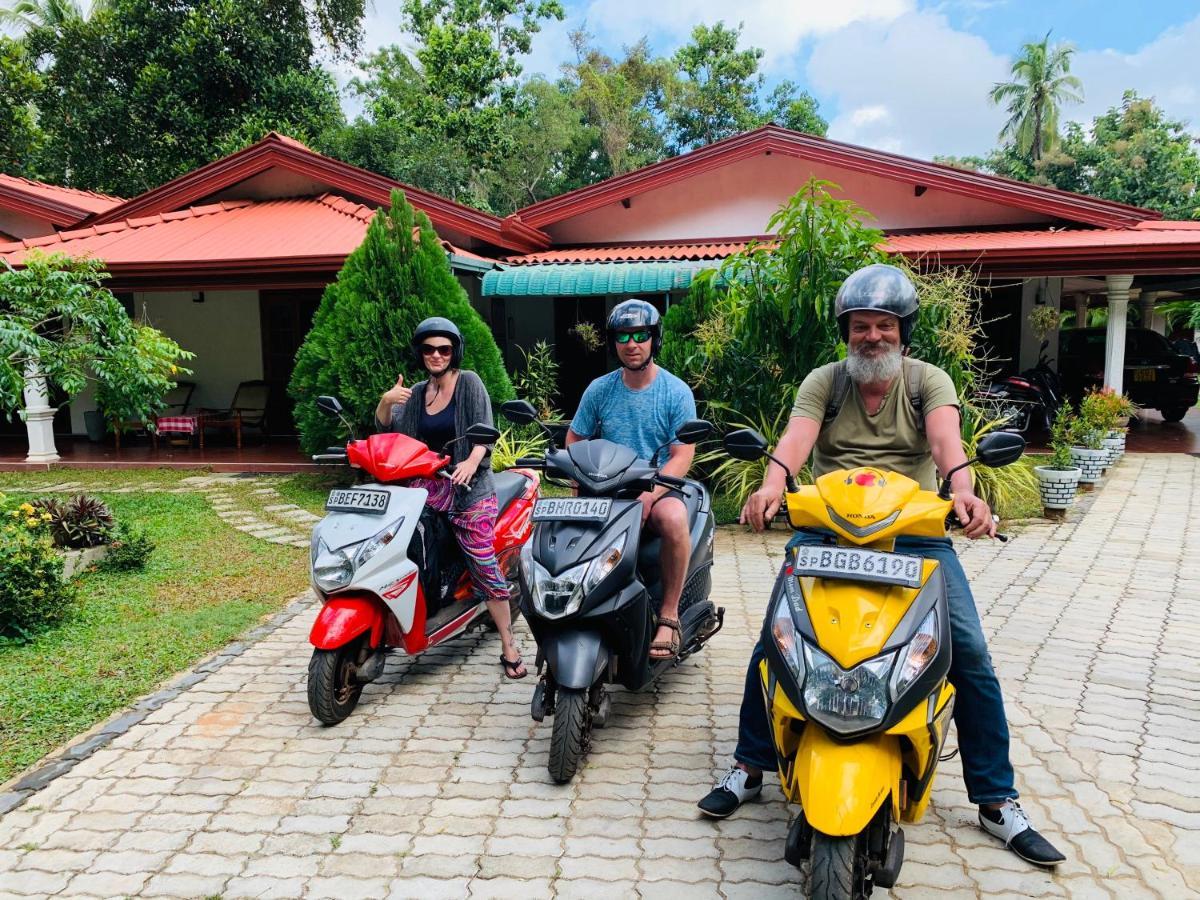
[3,125,1198,466]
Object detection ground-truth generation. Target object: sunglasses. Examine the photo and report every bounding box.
[615,330,652,345]
[420,344,454,357]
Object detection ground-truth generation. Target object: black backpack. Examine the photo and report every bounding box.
[822,357,927,433]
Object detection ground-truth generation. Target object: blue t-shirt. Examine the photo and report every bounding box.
[570,367,698,465]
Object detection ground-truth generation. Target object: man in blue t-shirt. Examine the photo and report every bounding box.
[568,299,698,661]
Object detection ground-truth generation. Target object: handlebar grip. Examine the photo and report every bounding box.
[311,453,347,464]
[515,457,546,467]
[656,474,687,489]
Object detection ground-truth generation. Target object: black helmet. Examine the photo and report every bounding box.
[835,264,919,345]
[412,316,464,368]
[607,298,662,365]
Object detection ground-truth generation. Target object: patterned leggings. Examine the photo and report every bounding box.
[410,477,510,605]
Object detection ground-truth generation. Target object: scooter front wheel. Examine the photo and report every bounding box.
[548,688,589,783]
[307,640,364,726]
[810,831,868,900]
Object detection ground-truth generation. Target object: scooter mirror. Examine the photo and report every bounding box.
[317,396,343,417]
[501,399,538,425]
[675,419,714,445]
[976,431,1025,468]
[724,428,768,461]
[465,423,502,445]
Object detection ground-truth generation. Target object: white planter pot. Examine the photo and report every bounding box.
[1035,465,1081,510]
[1107,430,1126,457]
[1070,447,1106,484]
[62,545,108,580]
[1101,437,1123,466]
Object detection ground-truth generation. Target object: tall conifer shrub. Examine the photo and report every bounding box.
[290,190,513,453]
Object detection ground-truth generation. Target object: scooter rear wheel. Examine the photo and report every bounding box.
[548,688,589,783]
[308,640,364,726]
[810,831,868,900]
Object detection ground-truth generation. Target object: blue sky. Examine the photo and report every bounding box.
[353,1,1200,160]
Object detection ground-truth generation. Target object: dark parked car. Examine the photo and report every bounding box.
[1058,327,1200,422]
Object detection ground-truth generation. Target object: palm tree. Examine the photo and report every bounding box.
[989,33,1083,162]
[0,0,110,34]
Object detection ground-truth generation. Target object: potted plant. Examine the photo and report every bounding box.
[1082,388,1125,467]
[1035,406,1082,517]
[1068,412,1107,489]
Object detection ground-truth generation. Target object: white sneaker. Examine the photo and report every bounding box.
[979,799,1066,867]
[697,765,763,819]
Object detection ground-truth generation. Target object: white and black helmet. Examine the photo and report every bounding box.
[835,264,919,345]
[412,317,464,367]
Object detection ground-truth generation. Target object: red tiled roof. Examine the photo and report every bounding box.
[0,194,496,273]
[883,225,1200,254]
[0,173,124,214]
[504,241,769,264]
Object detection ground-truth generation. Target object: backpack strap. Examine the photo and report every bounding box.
[823,360,852,426]
[903,356,926,434]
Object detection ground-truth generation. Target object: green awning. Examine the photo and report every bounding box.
[482,261,723,297]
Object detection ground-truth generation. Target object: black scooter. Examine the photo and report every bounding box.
[978,341,1063,433]
[501,400,724,782]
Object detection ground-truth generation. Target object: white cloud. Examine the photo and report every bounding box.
[807,10,1009,159]
[578,0,913,71]
[1068,15,1200,134]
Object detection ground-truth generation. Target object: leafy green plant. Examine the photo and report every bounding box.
[490,427,548,472]
[694,401,807,508]
[570,322,603,353]
[0,252,192,426]
[98,523,155,572]
[1068,413,1104,450]
[1048,403,1076,469]
[512,341,560,420]
[960,403,1039,516]
[1,493,75,641]
[1080,387,1119,434]
[1027,305,1061,341]
[289,190,514,454]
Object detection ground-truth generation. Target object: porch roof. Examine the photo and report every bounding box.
[0,193,496,284]
[0,173,124,226]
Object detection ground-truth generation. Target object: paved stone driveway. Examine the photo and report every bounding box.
[1,454,1197,898]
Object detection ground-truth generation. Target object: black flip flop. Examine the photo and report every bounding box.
[500,654,528,679]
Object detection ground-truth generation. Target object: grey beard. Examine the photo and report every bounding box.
[846,344,902,385]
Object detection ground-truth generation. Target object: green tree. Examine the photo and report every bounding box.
[764,82,827,137]
[565,30,671,175]
[0,36,43,177]
[27,0,350,195]
[0,252,191,425]
[989,32,1083,162]
[0,0,109,33]
[289,191,514,454]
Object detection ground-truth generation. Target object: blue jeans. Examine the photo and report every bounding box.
[734,531,1018,805]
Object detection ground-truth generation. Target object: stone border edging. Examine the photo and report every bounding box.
[0,592,318,817]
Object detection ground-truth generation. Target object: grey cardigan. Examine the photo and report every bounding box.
[376,369,496,510]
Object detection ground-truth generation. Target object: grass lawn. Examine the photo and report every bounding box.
[0,486,309,783]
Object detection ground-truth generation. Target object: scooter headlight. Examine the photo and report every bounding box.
[771,597,805,685]
[890,608,940,700]
[530,557,588,619]
[354,515,406,569]
[802,643,895,734]
[313,541,354,592]
[583,530,628,592]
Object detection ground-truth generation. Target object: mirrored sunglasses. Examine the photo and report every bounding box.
[615,330,652,344]
[421,344,454,357]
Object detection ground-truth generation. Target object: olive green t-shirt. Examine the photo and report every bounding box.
[790,358,959,491]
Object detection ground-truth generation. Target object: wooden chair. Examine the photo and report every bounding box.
[115,381,198,450]
[200,381,271,449]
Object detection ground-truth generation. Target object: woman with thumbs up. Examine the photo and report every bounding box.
[374,317,526,679]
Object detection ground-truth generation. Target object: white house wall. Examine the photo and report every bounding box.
[544,154,1056,244]
[70,290,263,431]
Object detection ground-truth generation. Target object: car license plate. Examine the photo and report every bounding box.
[1133,367,1156,383]
[533,497,612,522]
[325,488,390,515]
[792,545,923,589]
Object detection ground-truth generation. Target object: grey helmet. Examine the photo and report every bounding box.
[412,316,464,368]
[607,298,662,368]
[835,264,919,345]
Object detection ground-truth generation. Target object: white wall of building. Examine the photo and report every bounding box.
[545,154,1056,244]
[69,290,263,432]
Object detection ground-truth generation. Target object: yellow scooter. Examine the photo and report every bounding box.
[722,428,1025,899]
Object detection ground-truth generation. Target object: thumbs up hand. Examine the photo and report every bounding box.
[382,374,412,406]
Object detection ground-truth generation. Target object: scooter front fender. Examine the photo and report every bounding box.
[309,595,385,650]
[543,630,607,690]
[792,726,901,836]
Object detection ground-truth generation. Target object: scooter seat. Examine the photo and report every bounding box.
[494,470,531,513]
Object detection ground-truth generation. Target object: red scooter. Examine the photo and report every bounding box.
[306,397,539,724]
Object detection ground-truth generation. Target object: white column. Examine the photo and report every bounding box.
[1104,275,1134,394]
[22,368,60,464]
[1139,290,1166,334]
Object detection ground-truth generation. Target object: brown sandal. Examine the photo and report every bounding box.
[649,618,681,661]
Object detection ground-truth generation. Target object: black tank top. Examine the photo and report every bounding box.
[418,396,457,454]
